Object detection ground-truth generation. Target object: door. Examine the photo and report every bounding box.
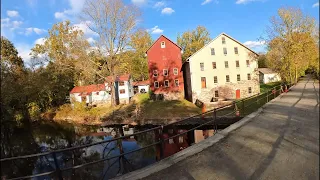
[201,77,206,88]
[236,89,240,99]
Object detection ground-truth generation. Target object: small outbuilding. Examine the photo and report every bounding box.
[258,68,281,84]
[133,80,150,94]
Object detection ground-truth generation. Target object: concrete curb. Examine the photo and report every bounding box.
[112,84,296,180]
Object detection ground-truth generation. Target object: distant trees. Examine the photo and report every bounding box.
[257,53,268,68]
[265,7,319,83]
[177,26,211,62]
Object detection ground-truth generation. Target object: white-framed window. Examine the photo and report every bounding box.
[154,81,159,88]
[164,80,169,87]
[200,63,204,71]
[226,75,230,82]
[234,47,238,54]
[247,73,251,80]
[211,48,215,55]
[174,79,179,86]
[161,41,165,48]
[119,81,125,86]
[222,37,226,44]
[236,60,240,68]
[214,76,218,83]
[246,60,250,67]
[225,61,229,68]
[223,48,227,55]
[248,87,252,94]
[212,62,216,69]
[237,74,241,81]
[163,69,168,76]
[173,68,178,75]
[153,70,158,77]
[119,89,125,94]
[215,90,219,97]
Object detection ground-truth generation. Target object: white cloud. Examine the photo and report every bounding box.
[25,27,46,35]
[131,0,148,6]
[312,2,319,7]
[54,0,85,20]
[73,21,98,37]
[236,0,261,4]
[34,38,46,45]
[243,40,266,48]
[15,43,33,63]
[154,1,166,8]
[201,0,219,5]
[12,21,23,28]
[87,37,96,44]
[148,26,163,34]
[7,10,19,17]
[161,7,175,15]
[1,18,23,29]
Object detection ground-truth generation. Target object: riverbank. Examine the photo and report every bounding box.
[49,94,202,126]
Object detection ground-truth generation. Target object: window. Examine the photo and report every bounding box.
[161,41,165,48]
[164,80,169,87]
[119,89,125,94]
[225,61,229,68]
[236,60,240,68]
[153,70,158,77]
[214,76,218,83]
[226,75,230,82]
[237,74,241,81]
[246,60,250,67]
[211,48,215,55]
[248,87,252,94]
[163,69,168,76]
[234,47,238,54]
[174,79,179,86]
[222,37,226,44]
[200,63,204,71]
[119,81,125,86]
[223,48,227,55]
[212,62,216,69]
[247,73,251,80]
[154,81,159,88]
[201,77,206,88]
[173,68,178,75]
[215,90,219,97]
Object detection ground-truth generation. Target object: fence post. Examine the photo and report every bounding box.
[241,100,245,116]
[159,126,164,160]
[266,90,269,102]
[273,87,276,99]
[52,152,63,180]
[213,109,217,133]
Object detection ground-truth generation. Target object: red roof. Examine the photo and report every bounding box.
[105,74,131,83]
[133,80,150,86]
[146,35,182,53]
[70,84,105,94]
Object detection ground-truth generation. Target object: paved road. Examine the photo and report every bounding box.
[143,76,319,180]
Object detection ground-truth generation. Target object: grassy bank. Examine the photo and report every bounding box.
[53,94,201,125]
[260,81,282,93]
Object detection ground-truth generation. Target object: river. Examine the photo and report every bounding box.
[1,120,219,179]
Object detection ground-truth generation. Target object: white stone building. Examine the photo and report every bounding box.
[182,33,260,103]
[258,68,281,84]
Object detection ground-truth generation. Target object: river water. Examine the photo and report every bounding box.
[1,120,219,180]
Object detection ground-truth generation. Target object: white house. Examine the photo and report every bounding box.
[70,84,110,105]
[258,68,281,84]
[105,74,134,104]
[133,80,150,94]
[182,33,260,103]
[70,74,134,105]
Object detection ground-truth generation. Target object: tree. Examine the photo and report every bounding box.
[177,26,211,62]
[265,7,319,83]
[257,53,268,68]
[120,29,153,81]
[82,0,141,105]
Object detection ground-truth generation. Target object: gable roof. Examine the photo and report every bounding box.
[133,80,150,86]
[70,84,105,94]
[146,35,181,53]
[105,74,131,83]
[258,68,277,74]
[186,32,259,62]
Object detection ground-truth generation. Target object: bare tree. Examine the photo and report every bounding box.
[81,0,141,105]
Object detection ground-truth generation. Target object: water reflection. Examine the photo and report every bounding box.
[1,120,218,179]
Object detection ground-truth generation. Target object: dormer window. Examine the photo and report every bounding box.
[161,41,165,48]
[222,37,226,44]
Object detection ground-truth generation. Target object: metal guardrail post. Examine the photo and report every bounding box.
[213,109,217,133]
[273,87,276,99]
[241,100,245,116]
[52,152,63,180]
[159,126,164,160]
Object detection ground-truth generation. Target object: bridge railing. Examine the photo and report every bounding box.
[0,83,294,180]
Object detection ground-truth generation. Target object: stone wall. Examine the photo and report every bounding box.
[163,91,184,100]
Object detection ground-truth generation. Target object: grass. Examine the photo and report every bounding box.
[260,81,282,93]
[53,93,201,125]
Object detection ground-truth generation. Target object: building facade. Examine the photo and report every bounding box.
[183,33,260,103]
[258,68,281,84]
[146,35,184,100]
[105,74,134,104]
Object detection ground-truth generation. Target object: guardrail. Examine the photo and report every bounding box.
[0,83,294,180]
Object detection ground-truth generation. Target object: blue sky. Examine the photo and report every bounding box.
[1,0,319,64]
